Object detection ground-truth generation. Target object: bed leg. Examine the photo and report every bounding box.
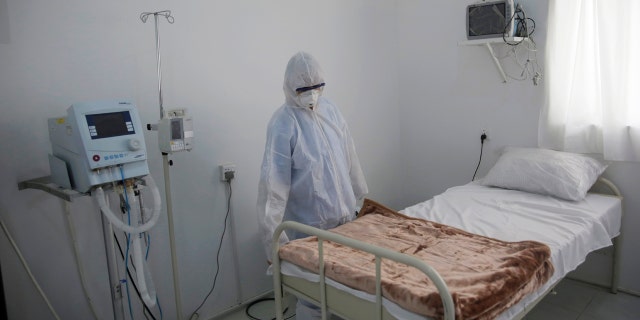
[611,236,621,294]
[273,261,284,320]
[274,287,284,319]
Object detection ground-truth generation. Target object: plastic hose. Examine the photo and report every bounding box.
[93,175,161,308]
[94,177,161,234]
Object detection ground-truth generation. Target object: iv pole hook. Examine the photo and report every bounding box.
[140,10,175,119]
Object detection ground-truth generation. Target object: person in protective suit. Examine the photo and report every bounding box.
[257,51,369,319]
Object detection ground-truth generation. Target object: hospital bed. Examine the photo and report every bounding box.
[271,148,622,320]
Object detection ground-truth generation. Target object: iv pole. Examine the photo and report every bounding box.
[140,10,184,320]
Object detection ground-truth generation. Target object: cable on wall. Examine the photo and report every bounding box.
[502,4,536,45]
[189,177,234,320]
[498,3,542,85]
[472,132,487,181]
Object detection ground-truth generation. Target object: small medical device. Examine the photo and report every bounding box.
[466,0,515,40]
[48,100,149,192]
[157,109,193,153]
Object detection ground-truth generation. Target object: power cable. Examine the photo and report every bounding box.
[113,232,159,320]
[503,4,536,45]
[498,4,541,84]
[472,132,487,181]
[244,297,295,320]
[189,178,233,319]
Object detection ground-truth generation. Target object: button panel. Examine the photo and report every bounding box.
[171,140,184,151]
[92,153,128,161]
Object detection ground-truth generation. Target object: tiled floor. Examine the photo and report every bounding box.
[219,278,639,320]
[525,279,640,320]
[218,294,297,320]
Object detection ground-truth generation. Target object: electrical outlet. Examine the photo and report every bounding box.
[219,163,236,181]
[481,129,489,141]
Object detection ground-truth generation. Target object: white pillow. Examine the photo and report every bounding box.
[481,147,608,201]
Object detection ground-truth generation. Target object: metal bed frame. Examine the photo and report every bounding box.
[271,177,623,320]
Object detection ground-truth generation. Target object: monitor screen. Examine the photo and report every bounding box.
[86,111,135,139]
[467,2,507,38]
[170,118,183,140]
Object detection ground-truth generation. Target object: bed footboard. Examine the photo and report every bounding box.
[272,221,455,320]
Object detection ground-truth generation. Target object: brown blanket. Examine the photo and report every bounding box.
[278,199,554,320]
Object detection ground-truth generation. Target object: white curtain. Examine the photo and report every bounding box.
[539,0,640,161]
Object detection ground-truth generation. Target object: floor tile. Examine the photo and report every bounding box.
[579,289,640,320]
[540,279,598,313]
[525,300,580,320]
[218,294,296,320]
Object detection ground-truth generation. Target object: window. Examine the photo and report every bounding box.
[539,0,640,161]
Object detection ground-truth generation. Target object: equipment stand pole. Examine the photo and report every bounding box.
[141,11,182,319]
[101,211,126,320]
[163,154,183,320]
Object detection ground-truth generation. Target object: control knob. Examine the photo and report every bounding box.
[128,139,142,151]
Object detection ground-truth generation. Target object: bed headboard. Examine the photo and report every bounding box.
[589,177,622,198]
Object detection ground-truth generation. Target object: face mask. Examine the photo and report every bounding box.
[297,89,321,109]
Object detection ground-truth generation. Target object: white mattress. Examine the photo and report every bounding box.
[279,182,622,319]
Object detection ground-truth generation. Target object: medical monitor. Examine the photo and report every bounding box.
[49,100,149,192]
[157,109,193,153]
[466,0,515,40]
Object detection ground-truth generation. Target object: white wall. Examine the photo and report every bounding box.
[0,1,401,319]
[1,1,639,320]
[396,0,546,204]
[396,0,640,295]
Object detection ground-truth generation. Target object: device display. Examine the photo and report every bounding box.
[86,111,135,139]
[466,0,514,40]
[170,118,183,140]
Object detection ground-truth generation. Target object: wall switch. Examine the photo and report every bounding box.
[220,163,236,181]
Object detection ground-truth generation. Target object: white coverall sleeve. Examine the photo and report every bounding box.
[257,118,293,261]
[344,124,369,202]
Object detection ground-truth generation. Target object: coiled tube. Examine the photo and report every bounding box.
[93,175,161,234]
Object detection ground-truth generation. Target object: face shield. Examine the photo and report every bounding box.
[295,83,325,109]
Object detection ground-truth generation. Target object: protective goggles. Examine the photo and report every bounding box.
[295,83,325,94]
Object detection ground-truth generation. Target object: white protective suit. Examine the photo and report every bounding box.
[257,52,369,261]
